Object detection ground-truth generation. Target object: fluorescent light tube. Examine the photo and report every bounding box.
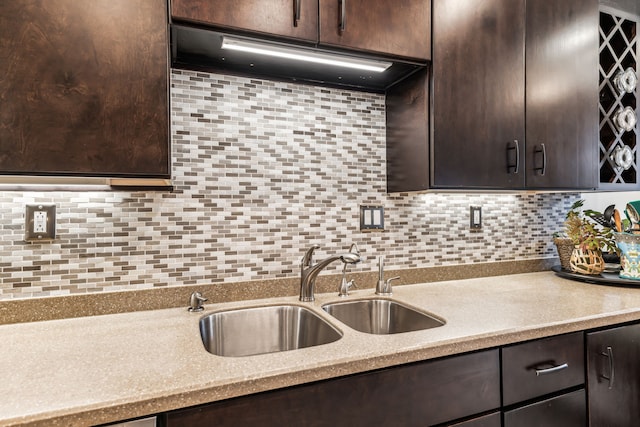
[221,36,392,73]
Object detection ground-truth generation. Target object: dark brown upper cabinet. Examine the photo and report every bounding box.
[0,0,170,178]
[318,0,430,60]
[429,0,598,191]
[431,0,526,190]
[170,0,319,43]
[171,0,430,61]
[524,0,598,190]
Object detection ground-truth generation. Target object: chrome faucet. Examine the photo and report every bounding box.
[300,245,361,302]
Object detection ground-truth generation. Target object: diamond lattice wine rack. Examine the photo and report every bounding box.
[599,7,639,189]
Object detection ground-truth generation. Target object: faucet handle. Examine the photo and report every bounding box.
[386,276,401,287]
[301,245,320,267]
[376,276,400,296]
[188,292,208,312]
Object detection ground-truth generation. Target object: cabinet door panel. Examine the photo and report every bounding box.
[171,0,318,42]
[166,349,500,427]
[0,0,169,177]
[525,0,598,189]
[587,323,640,426]
[386,69,429,192]
[504,389,586,427]
[319,0,430,60]
[432,0,525,189]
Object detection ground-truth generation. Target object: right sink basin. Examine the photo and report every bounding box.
[322,298,445,335]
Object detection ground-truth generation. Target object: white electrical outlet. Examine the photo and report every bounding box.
[25,205,56,242]
[33,211,47,233]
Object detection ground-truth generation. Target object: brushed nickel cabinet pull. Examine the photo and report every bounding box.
[339,0,346,32]
[294,0,301,27]
[535,363,569,376]
[507,140,520,174]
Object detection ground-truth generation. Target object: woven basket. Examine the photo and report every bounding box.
[569,247,605,275]
[553,237,574,270]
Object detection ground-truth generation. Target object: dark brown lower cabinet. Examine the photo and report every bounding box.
[165,349,500,427]
[503,389,586,427]
[587,323,640,426]
[447,412,501,427]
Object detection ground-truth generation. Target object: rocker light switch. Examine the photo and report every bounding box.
[360,206,384,231]
[470,206,482,230]
[25,205,56,242]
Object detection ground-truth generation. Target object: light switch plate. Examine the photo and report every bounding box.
[360,205,384,231]
[25,204,56,242]
[470,206,482,230]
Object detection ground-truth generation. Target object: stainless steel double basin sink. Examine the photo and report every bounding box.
[199,298,444,357]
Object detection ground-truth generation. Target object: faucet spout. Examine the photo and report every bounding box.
[300,246,361,302]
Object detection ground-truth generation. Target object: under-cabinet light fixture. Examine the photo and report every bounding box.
[220,36,393,73]
[0,176,172,191]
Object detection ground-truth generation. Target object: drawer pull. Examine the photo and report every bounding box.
[535,363,569,376]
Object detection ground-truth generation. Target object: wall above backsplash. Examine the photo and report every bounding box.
[0,69,577,300]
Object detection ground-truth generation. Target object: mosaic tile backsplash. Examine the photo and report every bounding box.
[0,69,577,299]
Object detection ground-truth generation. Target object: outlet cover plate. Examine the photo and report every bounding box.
[25,204,56,242]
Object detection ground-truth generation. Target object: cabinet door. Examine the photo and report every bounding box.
[171,0,318,43]
[318,0,430,60]
[587,323,640,426]
[166,349,500,427]
[431,0,526,189]
[0,0,169,177]
[524,0,598,189]
[504,389,586,427]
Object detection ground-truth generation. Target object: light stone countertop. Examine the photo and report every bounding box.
[3,271,640,426]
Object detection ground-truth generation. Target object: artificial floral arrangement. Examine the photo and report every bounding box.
[556,200,618,275]
[564,200,618,253]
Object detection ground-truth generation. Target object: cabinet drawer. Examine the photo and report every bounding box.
[503,389,586,427]
[502,332,584,405]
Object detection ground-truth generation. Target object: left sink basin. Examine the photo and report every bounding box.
[199,305,342,357]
